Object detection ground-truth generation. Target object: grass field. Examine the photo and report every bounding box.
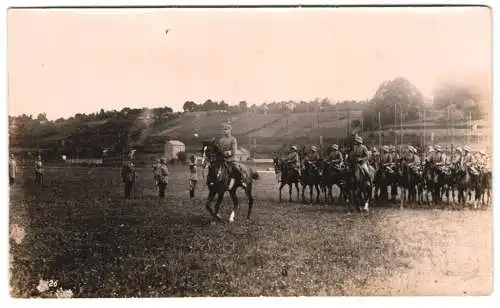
[9,165,492,297]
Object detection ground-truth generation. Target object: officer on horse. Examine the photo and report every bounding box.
[350,135,371,176]
[327,144,344,169]
[286,145,301,175]
[218,122,243,190]
[461,146,479,175]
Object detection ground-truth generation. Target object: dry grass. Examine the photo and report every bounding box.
[9,166,492,297]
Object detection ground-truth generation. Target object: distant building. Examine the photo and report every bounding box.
[165,140,186,161]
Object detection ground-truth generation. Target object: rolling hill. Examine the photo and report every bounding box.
[9,108,489,161]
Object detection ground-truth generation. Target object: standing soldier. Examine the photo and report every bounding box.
[121,159,136,199]
[218,122,240,190]
[286,145,301,175]
[188,155,198,199]
[157,158,169,199]
[328,144,344,168]
[9,153,17,185]
[34,154,44,185]
[152,158,161,186]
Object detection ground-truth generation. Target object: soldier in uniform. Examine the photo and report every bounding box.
[451,147,462,164]
[425,146,435,164]
[9,153,17,185]
[34,154,44,184]
[390,145,400,163]
[404,146,421,168]
[218,122,241,190]
[157,157,169,198]
[378,145,392,171]
[306,145,321,162]
[188,155,198,199]
[286,145,301,175]
[369,147,380,169]
[433,145,447,170]
[121,159,136,199]
[327,144,344,168]
[478,151,490,172]
[461,146,478,175]
[152,158,161,186]
[351,135,370,176]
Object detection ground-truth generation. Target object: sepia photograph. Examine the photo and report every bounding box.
[7,5,493,298]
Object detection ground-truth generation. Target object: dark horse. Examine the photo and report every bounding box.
[201,140,260,222]
[374,164,397,202]
[274,158,301,202]
[400,161,424,208]
[301,160,322,204]
[320,160,349,204]
[455,166,481,208]
[348,160,374,213]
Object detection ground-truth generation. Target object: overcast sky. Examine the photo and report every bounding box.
[8,7,491,120]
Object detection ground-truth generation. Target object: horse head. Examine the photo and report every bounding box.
[201,140,224,167]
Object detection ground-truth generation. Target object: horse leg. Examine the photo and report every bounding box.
[205,190,217,218]
[295,182,300,202]
[228,189,239,223]
[400,186,405,210]
[301,184,306,203]
[214,192,225,220]
[363,186,371,212]
[309,185,313,204]
[279,183,284,202]
[315,184,321,204]
[245,184,254,220]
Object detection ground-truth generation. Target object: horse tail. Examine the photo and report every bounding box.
[251,170,260,180]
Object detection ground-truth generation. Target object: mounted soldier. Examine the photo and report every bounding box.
[286,145,301,175]
[379,146,394,172]
[425,146,435,164]
[404,145,421,170]
[451,147,462,166]
[461,146,479,176]
[433,145,448,174]
[390,145,400,163]
[218,122,241,190]
[303,145,321,164]
[327,144,344,170]
[350,135,370,176]
[369,147,380,169]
